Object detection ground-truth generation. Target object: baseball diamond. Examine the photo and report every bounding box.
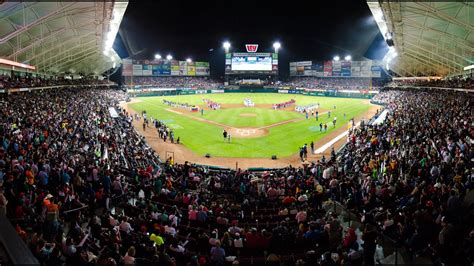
[127,93,377,165]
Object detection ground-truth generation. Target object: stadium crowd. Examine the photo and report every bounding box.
[126,77,221,89]
[0,74,112,89]
[280,77,386,91]
[0,85,472,266]
[387,77,473,89]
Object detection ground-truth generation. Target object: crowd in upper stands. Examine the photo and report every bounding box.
[387,77,473,89]
[127,77,221,89]
[0,84,473,266]
[279,77,387,91]
[0,74,112,89]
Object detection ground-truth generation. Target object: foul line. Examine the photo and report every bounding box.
[314,121,361,154]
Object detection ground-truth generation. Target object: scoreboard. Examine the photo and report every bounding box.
[226,52,278,75]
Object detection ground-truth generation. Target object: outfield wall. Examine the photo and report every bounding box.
[128,87,377,99]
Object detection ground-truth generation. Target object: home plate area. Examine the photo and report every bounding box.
[227,127,267,138]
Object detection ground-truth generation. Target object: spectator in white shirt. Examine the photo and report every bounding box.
[119,217,133,234]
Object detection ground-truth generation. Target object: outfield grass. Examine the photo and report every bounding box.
[129,93,371,158]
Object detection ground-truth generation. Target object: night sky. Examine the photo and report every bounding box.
[115,0,388,79]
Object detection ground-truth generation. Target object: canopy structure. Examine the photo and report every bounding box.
[368,1,473,77]
[0,1,128,75]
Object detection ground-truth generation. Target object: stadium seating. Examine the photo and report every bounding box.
[126,76,221,89]
[279,77,388,91]
[0,74,112,89]
[0,86,472,265]
[386,77,473,89]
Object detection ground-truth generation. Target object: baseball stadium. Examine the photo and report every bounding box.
[0,1,473,266]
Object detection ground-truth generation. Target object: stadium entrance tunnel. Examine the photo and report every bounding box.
[227,127,268,138]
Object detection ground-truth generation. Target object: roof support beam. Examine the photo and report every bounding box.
[7,27,66,59]
[402,18,474,51]
[8,20,97,60]
[41,45,97,70]
[24,33,95,64]
[403,50,451,73]
[414,2,474,33]
[0,2,76,44]
[38,39,97,69]
[395,59,417,77]
[404,40,465,68]
[403,32,473,62]
[50,51,99,72]
[405,51,454,73]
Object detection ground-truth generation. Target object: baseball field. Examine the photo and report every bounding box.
[127,93,374,160]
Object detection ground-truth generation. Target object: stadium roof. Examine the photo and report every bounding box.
[0,1,128,75]
[368,1,473,77]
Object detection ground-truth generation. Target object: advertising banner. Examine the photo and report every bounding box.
[152,64,161,76]
[171,65,180,76]
[341,61,351,77]
[296,66,305,75]
[132,64,142,70]
[196,67,209,76]
[323,61,332,71]
[187,66,196,76]
[351,66,361,77]
[179,65,187,76]
[142,65,152,76]
[296,61,312,66]
[312,63,323,71]
[132,69,143,76]
[161,63,171,75]
[122,59,133,76]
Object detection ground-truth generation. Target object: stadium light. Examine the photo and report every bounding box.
[186,58,192,63]
[166,55,173,60]
[333,56,340,61]
[344,55,352,61]
[273,42,281,53]
[223,41,231,53]
[155,54,162,60]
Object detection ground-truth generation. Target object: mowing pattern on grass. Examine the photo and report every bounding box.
[128,93,371,158]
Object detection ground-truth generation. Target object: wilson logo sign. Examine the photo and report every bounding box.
[245,44,258,53]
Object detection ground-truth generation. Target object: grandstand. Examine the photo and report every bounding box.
[0,1,472,266]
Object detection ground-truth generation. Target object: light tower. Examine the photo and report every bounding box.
[273,42,281,53]
[223,41,231,53]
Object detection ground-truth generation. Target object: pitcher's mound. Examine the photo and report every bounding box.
[227,127,267,138]
[239,113,257,117]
